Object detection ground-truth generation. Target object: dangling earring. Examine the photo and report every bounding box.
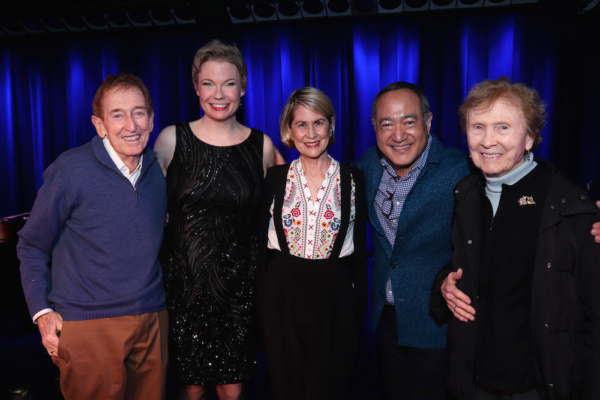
[239,96,244,112]
[525,150,531,162]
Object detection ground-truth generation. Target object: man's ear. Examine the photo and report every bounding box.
[91,115,106,138]
[426,113,433,134]
[149,113,155,133]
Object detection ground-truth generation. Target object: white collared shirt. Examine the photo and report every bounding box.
[102,136,143,187]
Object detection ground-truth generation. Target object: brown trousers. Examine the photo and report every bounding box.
[53,310,168,400]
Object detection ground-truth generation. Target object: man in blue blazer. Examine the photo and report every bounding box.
[354,82,470,399]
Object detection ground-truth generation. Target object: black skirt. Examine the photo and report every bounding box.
[260,249,359,400]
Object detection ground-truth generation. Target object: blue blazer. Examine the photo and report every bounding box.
[354,134,469,349]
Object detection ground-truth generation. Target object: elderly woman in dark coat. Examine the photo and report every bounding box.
[431,77,600,400]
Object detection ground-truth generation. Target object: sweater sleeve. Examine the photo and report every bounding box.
[17,159,71,319]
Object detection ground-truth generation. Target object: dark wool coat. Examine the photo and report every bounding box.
[431,159,600,400]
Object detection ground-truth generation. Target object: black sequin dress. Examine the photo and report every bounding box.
[160,123,263,385]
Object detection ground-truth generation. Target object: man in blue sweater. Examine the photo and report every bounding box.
[17,73,168,400]
[354,82,470,399]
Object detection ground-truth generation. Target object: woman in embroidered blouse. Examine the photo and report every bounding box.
[257,87,367,400]
[430,77,600,399]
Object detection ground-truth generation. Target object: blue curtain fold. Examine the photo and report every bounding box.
[1,6,599,216]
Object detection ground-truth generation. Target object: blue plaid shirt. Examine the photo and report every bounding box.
[375,135,432,304]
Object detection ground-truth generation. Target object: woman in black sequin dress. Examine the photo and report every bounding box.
[154,40,276,400]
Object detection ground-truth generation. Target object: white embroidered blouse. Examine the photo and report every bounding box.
[267,157,356,259]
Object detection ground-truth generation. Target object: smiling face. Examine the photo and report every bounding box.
[290,104,330,162]
[92,86,153,171]
[466,97,535,178]
[374,88,432,177]
[195,61,244,122]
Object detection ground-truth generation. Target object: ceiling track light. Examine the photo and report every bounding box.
[302,0,326,16]
[456,0,483,7]
[328,0,351,13]
[353,0,377,13]
[378,0,403,13]
[228,5,253,22]
[277,2,302,19]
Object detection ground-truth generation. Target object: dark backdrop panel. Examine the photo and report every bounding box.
[1,2,599,216]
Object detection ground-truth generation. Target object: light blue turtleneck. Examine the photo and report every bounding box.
[484,154,537,216]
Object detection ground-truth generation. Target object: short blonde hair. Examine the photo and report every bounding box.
[280,87,336,149]
[191,39,248,91]
[459,76,546,150]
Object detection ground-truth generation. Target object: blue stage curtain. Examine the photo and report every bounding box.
[1,5,599,216]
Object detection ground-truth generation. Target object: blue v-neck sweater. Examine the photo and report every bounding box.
[18,136,167,321]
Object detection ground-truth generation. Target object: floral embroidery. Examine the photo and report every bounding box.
[279,157,354,259]
[330,217,341,231]
[283,214,294,227]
